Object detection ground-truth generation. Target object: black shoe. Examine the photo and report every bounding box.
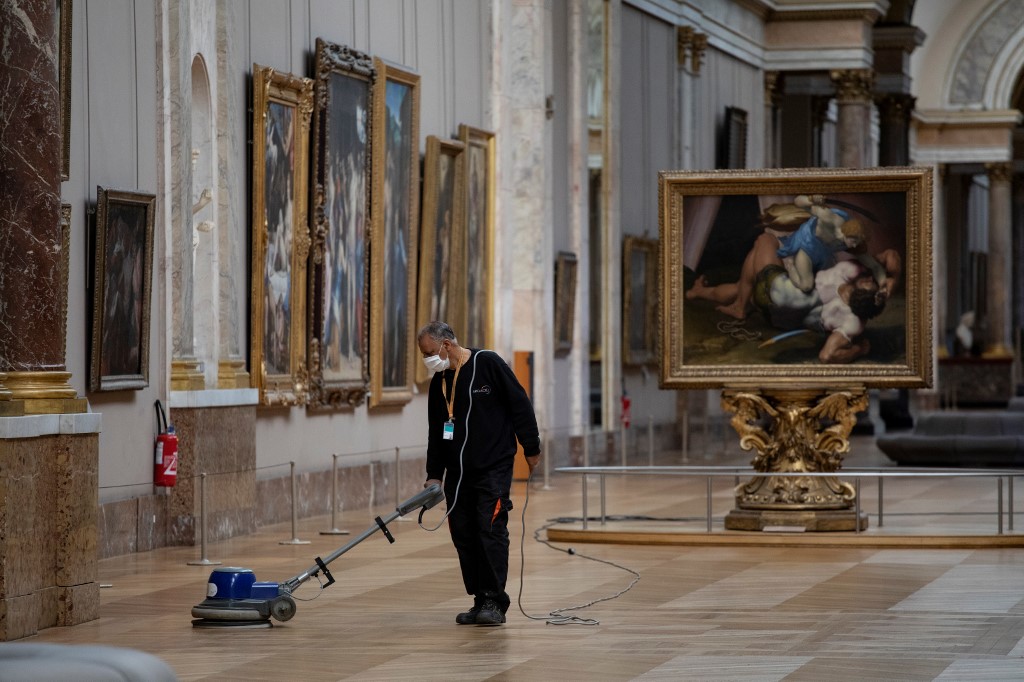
[474,599,505,625]
[455,604,481,625]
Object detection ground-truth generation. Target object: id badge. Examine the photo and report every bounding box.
[442,421,455,440]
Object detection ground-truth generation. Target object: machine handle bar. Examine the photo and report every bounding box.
[280,484,444,593]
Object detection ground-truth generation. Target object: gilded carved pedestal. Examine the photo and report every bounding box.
[722,386,868,531]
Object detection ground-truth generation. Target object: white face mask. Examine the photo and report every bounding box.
[423,352,450,374]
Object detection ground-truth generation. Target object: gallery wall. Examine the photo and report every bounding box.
[64,0,498,502]
[64,0,164,500]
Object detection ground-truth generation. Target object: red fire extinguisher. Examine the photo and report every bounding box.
[620,388,632,429]
[154,400,178,487]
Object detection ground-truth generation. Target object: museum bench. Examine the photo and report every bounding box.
[875,411,1024,468]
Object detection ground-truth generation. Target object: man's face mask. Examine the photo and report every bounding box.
[422,343,450,373]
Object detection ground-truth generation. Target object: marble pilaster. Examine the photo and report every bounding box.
[984,162,1014,357]
[676,27,696,169]
[495,0,553,427]
[215,0,250,388]
[163,0,204,390]
[567,0,589,437]
[830,69,874,168]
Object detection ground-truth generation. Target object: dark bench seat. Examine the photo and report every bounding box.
[875,411,1024,468]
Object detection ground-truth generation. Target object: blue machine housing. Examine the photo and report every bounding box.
[206,567,280,600]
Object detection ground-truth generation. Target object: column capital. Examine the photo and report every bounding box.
[690,32,708,75]
[676,26,707,75]
[764,71,784,107]
[874,93,915,123]
[676,26,693,68]
[985,161,1013,184]
[830,69,875,102]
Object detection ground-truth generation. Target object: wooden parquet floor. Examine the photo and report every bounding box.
[23,442,1024,681]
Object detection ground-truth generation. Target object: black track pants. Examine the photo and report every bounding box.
[445,463,514,612]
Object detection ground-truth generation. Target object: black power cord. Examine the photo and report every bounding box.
[515,471,640,626]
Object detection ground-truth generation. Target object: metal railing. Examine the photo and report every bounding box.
[555,465,1022,535]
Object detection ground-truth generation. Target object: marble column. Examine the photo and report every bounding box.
[763,71,783,168]
[0,0,83,415]
[876,94,914,166]
[830,69,874,169]
[984,161,1014,357]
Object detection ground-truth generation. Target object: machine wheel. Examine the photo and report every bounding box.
[270,595,297,622]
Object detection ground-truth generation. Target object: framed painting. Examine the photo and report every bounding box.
[719,106,747,170]
[307,40,375,409]
[415,135,466,384]
[59,0,72,181]
[369,59,420,408]
[622,236,658,366]
[250,64,313,406]
[659,167,933,389]
[60,203,71,362]
[459,124,496,350]
[89,187,155,392]
[554,251,578,356]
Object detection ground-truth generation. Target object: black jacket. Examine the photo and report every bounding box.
[425,349,540,481]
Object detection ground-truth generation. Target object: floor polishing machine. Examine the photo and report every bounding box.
[190,483,444,628]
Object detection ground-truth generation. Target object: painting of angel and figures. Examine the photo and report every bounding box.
[659,168,933,390]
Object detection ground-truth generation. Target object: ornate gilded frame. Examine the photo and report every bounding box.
[659,167,933,389]
[622,236,658,366]
[60,203,71,362]
[89,187,155,392]
[369,59,420,408]
[554,251,578,356]
[415,135,466,384]
[307,40,375,409]
[458,124,496,350]
[59,0,72,181]
[250,64,313,406]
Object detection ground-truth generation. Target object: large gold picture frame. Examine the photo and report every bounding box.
[415,135,466,384]
[622,236,658,366]
[308,40,375,409]
[59,0,72,181]
[89,187,155,392]
[250,64,313,406]
[659,167,933,389]
[458,124,496,350]
[369,59,420,408]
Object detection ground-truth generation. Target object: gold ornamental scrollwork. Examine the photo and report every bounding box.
[722,386,867,511]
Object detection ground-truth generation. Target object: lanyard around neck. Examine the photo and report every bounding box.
[440,354,463,422]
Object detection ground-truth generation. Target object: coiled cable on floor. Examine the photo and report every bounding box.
[515,472,640,626]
